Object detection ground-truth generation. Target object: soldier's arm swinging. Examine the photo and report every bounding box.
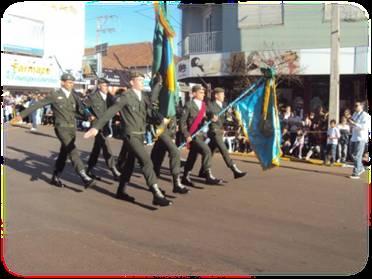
[84,97,126,139]
[11,95,53,125]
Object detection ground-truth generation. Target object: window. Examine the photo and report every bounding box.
[323,4,367,22]
[238,3,283,28]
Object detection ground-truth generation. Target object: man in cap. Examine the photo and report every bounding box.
[198,87,247,179]
[84,78,121,181]
[10,73,95,188]
[180,85,223,187]
[150,73,190,194]
[84,72,172,206]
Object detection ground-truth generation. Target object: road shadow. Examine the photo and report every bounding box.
[25,130,57,139]
[128,182,177,199]
[179,175,206,189]
[157,167,173,183]
[6,146,123,190]
[89,183,158,211]
[6,146,84,193]
[6,146,165,210]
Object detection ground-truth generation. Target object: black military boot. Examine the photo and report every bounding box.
[116,182,135,202]
[51,171,63,187]
[79,169,96,189]
[110,165,121,181]
[86,167,101,180]
[172,174,190,194]
[151,184,172,206]
[205,169,223,185]
[198,168,206,178]
[230,164,247,179]
[181,170,195,187]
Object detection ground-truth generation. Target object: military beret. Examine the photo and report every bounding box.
[213,87,225,94]
[60,73,75,81]
[97,78,110,85]
[191,84,204,92]
[129,71,145,80]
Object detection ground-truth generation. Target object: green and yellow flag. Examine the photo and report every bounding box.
[151,2,178,117]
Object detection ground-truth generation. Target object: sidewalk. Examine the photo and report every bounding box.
[230,151,350,168]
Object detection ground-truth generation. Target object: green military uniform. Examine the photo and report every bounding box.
[151,117,180,177]
[111,90,128,172]
[93,88,163,188]
[180,99,212,174]
[19,77,94,187]
[200,98,247,179]
[84,88,117,176]
[92,72,172,206]
[201,101,234,172]
[20,88,87,174]
[150,113,189,193]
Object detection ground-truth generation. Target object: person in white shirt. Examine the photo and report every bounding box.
[326,119,341,165]
[289,128,305,159]
[337,116,351,163]
[348,101,371,179]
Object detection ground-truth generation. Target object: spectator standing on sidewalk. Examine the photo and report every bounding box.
[337,116,350,163]
[289,128,305,159]
[326,119,340,165]
[348,101,371,179]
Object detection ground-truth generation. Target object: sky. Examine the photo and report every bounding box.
[85,1,182,55]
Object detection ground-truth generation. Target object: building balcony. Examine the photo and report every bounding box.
[178,31,222,56]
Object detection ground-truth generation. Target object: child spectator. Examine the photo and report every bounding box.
[337,116,350,163]
[305,121,323,160]
[281,126,292,155]
[289,128,305,159]
[326,119,341,165]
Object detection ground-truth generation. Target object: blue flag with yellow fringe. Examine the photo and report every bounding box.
[233,78,282,170]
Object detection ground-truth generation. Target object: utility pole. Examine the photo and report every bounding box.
[328,3,340,125]
[95,15,116,77]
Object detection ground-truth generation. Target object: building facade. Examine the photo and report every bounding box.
[84,42,153,90]
[177,3,369,114]
[2,2,86,94]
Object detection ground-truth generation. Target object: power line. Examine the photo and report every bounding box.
[169,14,181,27]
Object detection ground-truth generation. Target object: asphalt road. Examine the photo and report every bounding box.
[2,124,369,276]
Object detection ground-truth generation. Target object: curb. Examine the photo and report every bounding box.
[230,151,346,167]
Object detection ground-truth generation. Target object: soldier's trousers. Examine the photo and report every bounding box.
[54,127,85,174]
[184,136,212,173]
[120,134,157,187]
[150,133,181,176]
[116,140,129,172]
[199,132,234,174]
[87,132,114,170]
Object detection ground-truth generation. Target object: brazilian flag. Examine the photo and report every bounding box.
[151,2,178,117]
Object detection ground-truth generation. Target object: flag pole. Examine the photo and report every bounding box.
[178,76,266,149]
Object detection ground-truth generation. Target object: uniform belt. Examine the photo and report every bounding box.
[131,131,145,135]
[56,124,75,128]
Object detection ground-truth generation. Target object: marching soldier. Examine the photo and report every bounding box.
[84,78,121,181]
[180,85,223,187]
[10,73,95,189]
[198,87,247,179]
[84,72,172,207]
[113,88,129,172]
[150,77,189,194]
